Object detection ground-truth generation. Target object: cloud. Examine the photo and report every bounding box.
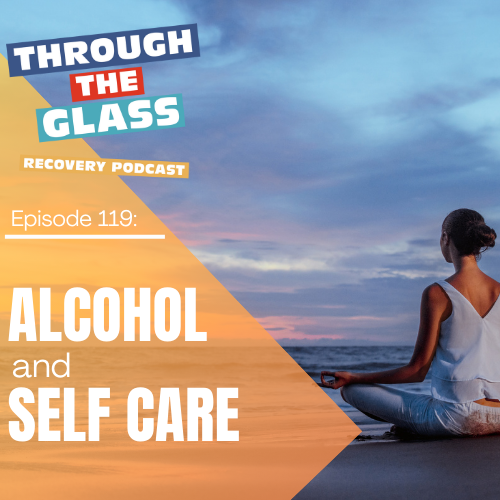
[193,250,333,272]
[255,312,415,342]
[4,0,500,342]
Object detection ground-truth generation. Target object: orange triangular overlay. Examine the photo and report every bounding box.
[0,55,359,499]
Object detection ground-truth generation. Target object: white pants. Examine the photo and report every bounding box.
[341,384,500,436]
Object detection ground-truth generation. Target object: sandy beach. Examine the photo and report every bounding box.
[295,418,500,499]
[293,381,500,500]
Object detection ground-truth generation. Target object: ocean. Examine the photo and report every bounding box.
[0,344,429,442]
[282,346,432,431]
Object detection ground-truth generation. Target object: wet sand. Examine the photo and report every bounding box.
[295,433,500,499]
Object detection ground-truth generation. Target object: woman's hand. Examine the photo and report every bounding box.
[320,371,355,389]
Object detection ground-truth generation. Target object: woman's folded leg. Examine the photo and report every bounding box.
[341,383,453,436]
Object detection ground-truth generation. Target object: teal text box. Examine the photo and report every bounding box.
[36,94,184,142]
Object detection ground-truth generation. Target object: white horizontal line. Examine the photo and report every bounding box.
[5,235,165,240]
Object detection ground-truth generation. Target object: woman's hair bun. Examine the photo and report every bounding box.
[466,220,496,253]
[443,209,496,258]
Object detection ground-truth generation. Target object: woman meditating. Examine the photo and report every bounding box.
[321,208,500,436]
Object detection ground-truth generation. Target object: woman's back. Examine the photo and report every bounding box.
[446,271,500,319]
[432,273,500,403]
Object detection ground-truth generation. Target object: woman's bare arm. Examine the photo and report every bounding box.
[320,284,451,389]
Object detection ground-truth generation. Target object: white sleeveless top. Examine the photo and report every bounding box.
[431,280,500,403]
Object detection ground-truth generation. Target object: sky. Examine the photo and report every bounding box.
[3,0,500,344]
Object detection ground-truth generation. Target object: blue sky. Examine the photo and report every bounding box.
[4,1,500,344]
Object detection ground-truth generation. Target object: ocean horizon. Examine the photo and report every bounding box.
[282,345,432,433]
